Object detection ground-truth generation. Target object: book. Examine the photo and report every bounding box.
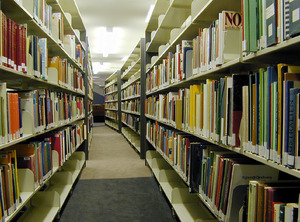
[266,0,277,46]
[289,0,300,37]
[230,74,249,147]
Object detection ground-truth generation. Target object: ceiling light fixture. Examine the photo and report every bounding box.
[145,4,154,23]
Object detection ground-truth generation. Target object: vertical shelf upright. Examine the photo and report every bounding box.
[119,40,142,155]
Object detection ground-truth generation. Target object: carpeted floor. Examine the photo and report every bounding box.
[59,124,177,222]
[59,177,176,222]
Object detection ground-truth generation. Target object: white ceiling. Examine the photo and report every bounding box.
[75,0,154,85]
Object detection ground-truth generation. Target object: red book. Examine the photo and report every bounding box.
[215,157,224,208]
[11,20,17,70]
[231,74,249,147]
[51,132,62,166]
[17,154,37,184]
[2,13,8,67]
[21,25,27,72]
[7,18,12,68]
[15,23,21,71]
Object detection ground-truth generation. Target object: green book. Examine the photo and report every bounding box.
[264,69,268,159]
[249,0,258,51]
[243,0,250,51]
[259,68,265,155]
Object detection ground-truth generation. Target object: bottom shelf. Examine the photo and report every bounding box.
[105,120,119,131]
[121,127,140,153]
[17,151,85,222]
[146,150,218,222]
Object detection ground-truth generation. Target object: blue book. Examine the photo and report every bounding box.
[266,0,277,46]
[284,81,294,165]
[287,88,300,168]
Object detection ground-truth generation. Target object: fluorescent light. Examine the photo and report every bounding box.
[92,62,111,74]
[145,4,154,23]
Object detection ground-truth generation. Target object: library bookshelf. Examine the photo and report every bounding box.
[120,40,142,155]
[105,71,120,132]
[0,0,93,221]
[142,0,300,221]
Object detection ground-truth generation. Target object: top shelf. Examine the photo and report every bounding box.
[57,0,86,32]
[2,0,85,72]
[121,41,141,71]
[145,0,170,32]
[106,71,118,83]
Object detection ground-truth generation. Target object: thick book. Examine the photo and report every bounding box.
[287,88,300,168]
[189,142,206,193]
[266,0,277,46]
[224,162,279,222]
[231,74,249,147]
[289,0,300,37]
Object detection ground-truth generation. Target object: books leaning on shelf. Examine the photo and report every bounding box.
[121,99,140,113]
[0,12,27,73]
[145,64,300,171]
[0,119,84,220]
[106,110,118,121]
[121,81,141,99]
[48,56,84,91]
[242,0,300,52]
[122,113,140,133]
[146,120,281,222]
[0,83,84,145]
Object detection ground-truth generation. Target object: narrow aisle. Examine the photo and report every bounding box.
[80,124,152,179]
[59,124,177,222]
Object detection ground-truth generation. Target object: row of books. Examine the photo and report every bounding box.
[145,63,300,170]
[242,0,300,52]
[145,120,293,222]
[105,93,118,102]
[146,120,191,181]
[121,99,140,114]
[105,84,117,94]
[33,0,85,66]
[105,102,118,110]
[121,81,140,100]
[192,11,241,74]
[121,113,140,133]
[105,110,118,121]
[0,83,85,145]
[1,12,27,73]
[48,56,85,92]
[0,10,85,79]
[247,180,300,222]
[0,119,84,221]
[146,10,242,92]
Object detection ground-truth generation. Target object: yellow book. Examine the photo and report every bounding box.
[175,99,182,130]
[189,85,195,132]
[193,84,201,133]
